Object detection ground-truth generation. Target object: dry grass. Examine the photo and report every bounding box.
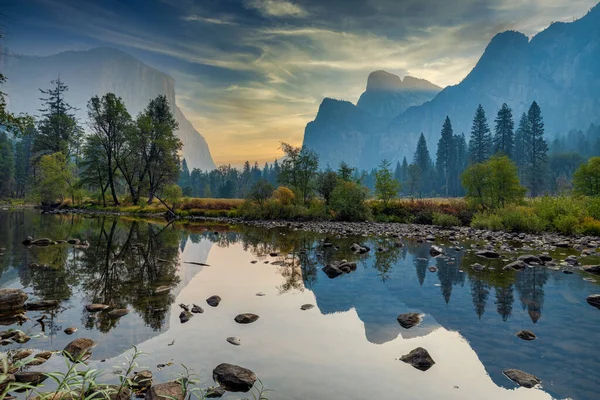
[180,198,244,211]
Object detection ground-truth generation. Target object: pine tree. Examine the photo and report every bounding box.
[468,104,492,164]
[514,112,529,180]
[400,157,409,189]
[493,103,514,157]
[453,133,468,196]
[524,101,549,196]
[413,133,432,173]
[436,116,456,196]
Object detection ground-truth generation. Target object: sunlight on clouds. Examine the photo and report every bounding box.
[181,15,238,25]
[246,0,308,17]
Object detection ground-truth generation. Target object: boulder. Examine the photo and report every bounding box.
[67,239,80,245]
[206,295,222,307]
[516,330,536,340]
[179,311,193,323]
[539,254,552,262]
[400,347,435,371]
[586,294,600,309]
[86,304,109,312]
[583,265,600,275]
[429,245,444,257]
[212,363,257,392]
[503,260,527,271]
[107,309,129,318]
[518,255,542,264]
[13,349,33,361]
[234,313,259,324]
[25,300,59,310]
[0,289,28,312]
[145,382,185,400]
[15,371,48,386]
[131,370,153,389]
[63,338,97,362]
[322,264,343,279]
[396,312,422,329]
[503,369,541,388]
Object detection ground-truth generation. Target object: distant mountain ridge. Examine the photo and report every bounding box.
[303,3,600,170]
[0,47,215,171]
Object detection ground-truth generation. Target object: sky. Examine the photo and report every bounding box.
[1,0,597,165]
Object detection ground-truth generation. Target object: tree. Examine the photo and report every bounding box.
[413,133,433,196]
[468,104,492,164]
[523,101,548,197]
[461,155,525,208]
[316,170,339,205]
[493,103,514,157]
[406,164,422,198]
[247,179,274,206]
[279,142,319,205]
[33,78,81,160]
[0,132,15,197]
[156,184,183,219]
[35,152,76,204]
[80,134,111,206]
[374,159,400,206]
[514,112,529,179]
[87,93,132,205]
[436,116,456,197]
[14,128,34,198]
[573,157,600,196]
[337,161,355,182]
[329,181,370,221]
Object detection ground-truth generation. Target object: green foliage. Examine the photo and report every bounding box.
[470,212,504,231]
[374,159,400,206]
[35,152,76,204]
[462,155,525,208]
[573,157,600,196]
[0,132,15,197]
[247,179,274,206]
[523,101,549,196]
[432,212,461,227]
[436,116,457,197]
[581,217,600,236]
[316,170,339,204]
[493,103,514,157]
[553,214,581,235]
[329,181,371,221]
[468,104,492,164]
[279,142,319,205]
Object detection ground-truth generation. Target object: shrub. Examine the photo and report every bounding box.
[501,206,547,233]
[581,217,600,236]
[470,212,504,231]
[246,180,274,206]
[432,212,461,227]
[272,186,295,206]
[330,181,371,221]
[553,214,581,235]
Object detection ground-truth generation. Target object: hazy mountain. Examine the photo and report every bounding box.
[304,4,600,170]
[1,47,215,171]
[303,71,440,170]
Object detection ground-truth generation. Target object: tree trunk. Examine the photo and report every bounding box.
[107,163,119,206]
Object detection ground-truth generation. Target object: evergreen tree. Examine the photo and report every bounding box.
[0,132,15,197]
[178,159,191,194]
[413,133,432,173]
[514,112,529,180]
[524,101,549,196]
[14,128,34,198]
[453,133,468,195]
[468,104,492,164]
[394,161,402,183]
[493,103,514,157]
[436,116,456,196]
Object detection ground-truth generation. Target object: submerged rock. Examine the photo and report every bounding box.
[191,304,204,314]
[429,245,444,257]
[63,338,97,362]
[471,263,485,272]
[212,363,257,392]
[503,369,541,388]
[25,300,59,310]
[206,295,222,307]
[300,304,314,311]
[397,312,422,329]
[179,311,193,323]
[144,381,185,400]
[206,386,226,398]
[107,309,129,318]
[131,370,153,389]
[226,337,241,346]
[503,260,527,271]
[64,327,78,335]
[586,294,600,309]
[15,371,48,386]
[516,330,536,340]
[0,288,28,312]
[234,313,259,324]
[86,304,109,312]
[476,250,500,259]
[518,255,542,264]
[400,347,435,371]
[583,265,600,275]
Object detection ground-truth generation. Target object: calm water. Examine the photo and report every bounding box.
[1,209,600,399]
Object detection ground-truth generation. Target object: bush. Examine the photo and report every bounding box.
[246,180,274,206]
[470,212,504,231]
[432,212,461,227]
[581,217,600,236]
[272,186,295,206]
[501,206,547,233]
[553,214,581,235]
[330,181,371,221]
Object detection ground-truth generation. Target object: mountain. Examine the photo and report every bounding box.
[0,47,215,171]
[304,4,600,170]
[303,71,440,170]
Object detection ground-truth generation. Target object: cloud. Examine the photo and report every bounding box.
[245,0,308,17]
[181,15,238,25]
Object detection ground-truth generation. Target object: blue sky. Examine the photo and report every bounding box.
[1,0,597,164]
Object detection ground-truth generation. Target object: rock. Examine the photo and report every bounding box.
[63,338,97,362]
[234,313,259,324]
[87,385,131,400]
[586,294,600,309]
[107,309,129,318]
[13,349,33,361]
[206,295,222,307]
[131,370,153,389]
[86,304,109,312]
[428,266,438,272]
[25,300,59,310]
[400,347,435,371]
[12,331,30,343]
[206,386,226,398]
[471,263,485,272]
[322,264,343,278]
[0,288,28,312]
[516,330,536,340]
[145,381,185,400]
[429,245,444,257]
[27,357,49,366]
[15,371,48,386]
[539,254,552,262]
[300,304,314,310]
[22,237,33,246]
[179,311,193,323]
[191,304,204,314]
[555,242,570,248]
[179,304,189,312]
[518,255,542,264]
[0,374,15,393]
[227,337,241,346]
[583,265,600,275]
[1,339,12,346]
[255,292,265,296]
[212,363,257,392]
[503,369,541,388]
[563,270,574,274]
[476,250,500,259]
[338,261,357,273]
[503,260,527,271]
[397,312,422,329]
[64,327,78,335]
[31,238,54,246]
[67,239,80,245]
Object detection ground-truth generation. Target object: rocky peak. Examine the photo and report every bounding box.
[365,70,440,92]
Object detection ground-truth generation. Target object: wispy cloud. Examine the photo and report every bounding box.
[181,15,238,25]
[245,0,308,17]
